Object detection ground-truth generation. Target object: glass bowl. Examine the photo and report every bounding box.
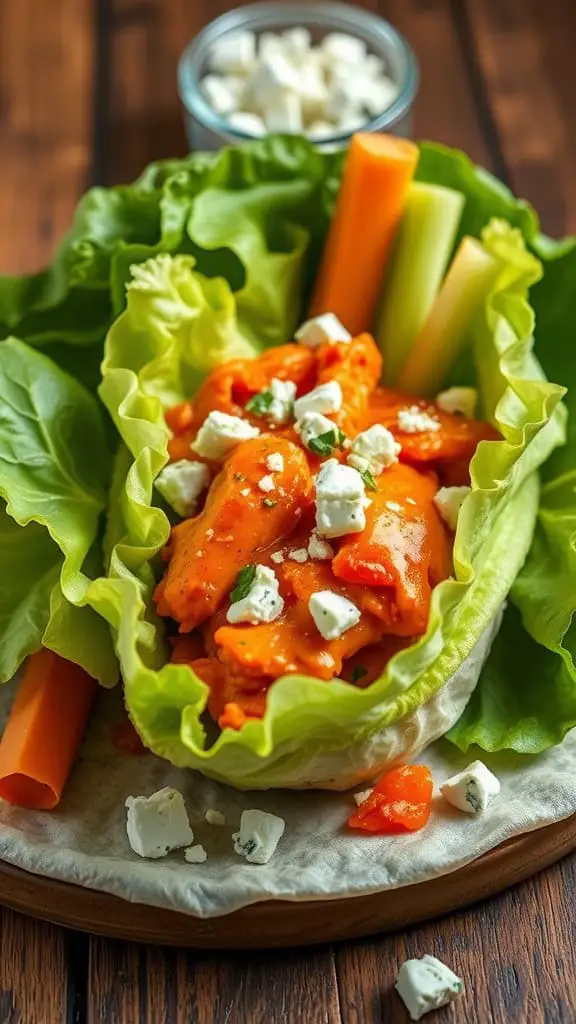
[178,1,419,151]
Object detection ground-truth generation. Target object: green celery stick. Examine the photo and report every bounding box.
[376,182,465,384]
[396,237,501,396]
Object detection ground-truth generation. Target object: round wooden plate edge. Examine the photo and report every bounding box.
[0,815,574,949]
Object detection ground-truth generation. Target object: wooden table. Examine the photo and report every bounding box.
[0,1,575,1020]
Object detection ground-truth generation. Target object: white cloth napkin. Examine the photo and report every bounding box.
[0,683,575,919]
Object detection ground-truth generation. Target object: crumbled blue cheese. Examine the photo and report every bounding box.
[353,788,373,806]
[226,564,284,624]
[307,532,333,561]
[192,411,259,460]
[433,486,471,531]
[295,410,340,451]
[397,405,441,434]
[309,590,361,641]
[208,31,256,75]
[347,424,401,476]
[295,313,352,348]
[288,547,309,563]
[154,460,210,517]
[228,111,266,136]
[205,808,226,827]
[395,955,463,1021]
[125,788,194,859]
[441,760,501,814]
[294,380,343,420]
[315,458,369,538]
[435,386,478,418]
[184,844,208,864]
[200,74,244,117]
[267,377,297,425]
[266,452,285,473]
[270,550,285,565]
[232,809,286,864]
[258,474,275,493]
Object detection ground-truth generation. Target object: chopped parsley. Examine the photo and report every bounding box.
[351,665,367,684]
[245,389,274,417]
[308,427,347,457]
[360,468,377,491]
[262,497,276,508]
[230,564,257,603]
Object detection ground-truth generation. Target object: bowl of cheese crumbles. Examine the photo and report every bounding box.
[178,1,419,150]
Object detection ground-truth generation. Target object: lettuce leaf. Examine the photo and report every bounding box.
[449,233,576,753]
[0,137,340,377]
[93,142,567,787]
[0,338,117,683]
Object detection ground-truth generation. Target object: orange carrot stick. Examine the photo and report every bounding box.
[310,133,419,336]
[0,650,97,810]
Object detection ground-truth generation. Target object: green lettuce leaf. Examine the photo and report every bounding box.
[0,338,117,683]
[449,234,576,753]
[92,141,567,786]
[0,502,60,679]
[0,137,340,381]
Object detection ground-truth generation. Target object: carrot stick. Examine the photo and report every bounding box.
[0,650,97,810]
[310,133,419,336]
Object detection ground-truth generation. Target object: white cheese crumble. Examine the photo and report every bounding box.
[397,405,441,434]
[228,111,266,136]
[395,955,463,1021]
[321,31,367,64]
[315,458,369,538]
[202,28,399,141]
[240,487,251,498]
[295,312,352,348]
[258,475,275,493]
[295,410,340,452]
[270,550,285,565]
[208,31,256,75]
[266,377,297,425]
[184,844,208,864]
[200,74,244,117]
[247,51,300,106]
[155,460,209,517]
[125,788,194,860]
[308,590,361,641]
[353,788,373,806]
[433,486,471,531]
[233,809,286,864]
[205,808,226,826]
[294,380,343,420]
[288,547,309,563]
[266,452,285,473]
[441,760,501,814]
[264,89,303,132]
[435,386,478,418]
[226,564,284,625]
[307,532,333,561]
[192,411,259,460]
[347,424,401,476]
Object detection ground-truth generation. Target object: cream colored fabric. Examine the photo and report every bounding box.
[0,669,575,919]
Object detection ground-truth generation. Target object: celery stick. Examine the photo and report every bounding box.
[396,237,501,397]
[377,182,465,384]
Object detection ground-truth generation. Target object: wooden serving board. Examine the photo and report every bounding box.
[0,815,574,949]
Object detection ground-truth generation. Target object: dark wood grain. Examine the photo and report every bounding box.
[0,908,69,1023]
[0,0,95,273]
[466,0,576,235]
[336,856,576,1023]
[87,939,342,1024]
